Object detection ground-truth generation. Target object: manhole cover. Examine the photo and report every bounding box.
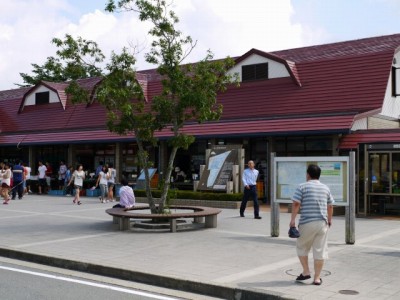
[285,269,331,277]
[339,290,359,295]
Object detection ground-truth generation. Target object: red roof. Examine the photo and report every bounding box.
[339,129,400,149]
[0,114,354,146]
[1,34,400,146]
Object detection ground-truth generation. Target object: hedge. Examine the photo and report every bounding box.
[134,189,243,201]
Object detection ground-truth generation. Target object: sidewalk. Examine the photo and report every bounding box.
[0,194,399,300]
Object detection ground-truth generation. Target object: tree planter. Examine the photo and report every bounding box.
[134,197,251,209]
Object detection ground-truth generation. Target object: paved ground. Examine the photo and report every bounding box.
[0,194,399,300]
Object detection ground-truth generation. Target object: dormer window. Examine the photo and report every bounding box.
[242,63,268,82]
[35,91,50,105]
[393,66,400,97]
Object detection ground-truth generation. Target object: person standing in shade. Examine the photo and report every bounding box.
[95,161,104,177]
[22,162,32,195]
[240,160,261,219]
[58,161,67,190]
[64,166,74,196]
[96,165,108,203]
[37,161,47,195]
[106,163,116,202]
[290,164,334,286]
[11,160,24,200]
[68,164,85,205]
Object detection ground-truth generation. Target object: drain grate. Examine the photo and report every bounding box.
[339,290,359,295]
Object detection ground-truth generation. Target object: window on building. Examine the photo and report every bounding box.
[392,66,400,97]
[35,91,50,105]
[274,136,332,156]
[242,63,268,81]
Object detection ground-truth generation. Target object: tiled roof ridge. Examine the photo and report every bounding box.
[271,33,400,62]
[2,33,400,99]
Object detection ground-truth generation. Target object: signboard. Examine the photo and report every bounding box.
[367,143,400,150]
[274,157,349,206]
[197,145,241,191]
[136,168,157,190]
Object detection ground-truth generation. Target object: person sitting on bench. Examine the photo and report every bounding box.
[113,178,135,210]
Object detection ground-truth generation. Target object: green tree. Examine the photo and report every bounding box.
[106,0,237,212]
[20,0,237,213]
[18,34,104,87]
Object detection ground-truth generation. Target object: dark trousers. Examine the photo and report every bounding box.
[113,203,125,208]
[12,180,24,199]
[240,185,259,217]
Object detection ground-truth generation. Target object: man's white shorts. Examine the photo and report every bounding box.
[296,220,329,260]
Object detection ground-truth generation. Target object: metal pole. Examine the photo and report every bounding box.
[270,152,279,237]
[346,151,356,244]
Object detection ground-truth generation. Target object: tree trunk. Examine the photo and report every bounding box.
[136,138,157,213]
[159,146,178,212]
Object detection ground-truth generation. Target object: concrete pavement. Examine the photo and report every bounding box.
[0,194,399,300]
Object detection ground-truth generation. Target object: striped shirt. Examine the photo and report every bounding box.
[292,180,334,225]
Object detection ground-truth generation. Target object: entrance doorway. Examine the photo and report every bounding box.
[364,148,400,216]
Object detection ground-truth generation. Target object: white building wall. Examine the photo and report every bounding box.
[25,86,59,106]
[380,51,400,118]
[351,118,368,130]
[368,117,399,129]
[227,54,290,81]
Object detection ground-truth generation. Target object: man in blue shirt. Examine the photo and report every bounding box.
[240,160,261,219]
[12,160,25,200]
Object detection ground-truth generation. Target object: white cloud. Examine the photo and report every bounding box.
[173,0,306,62]
[0,0,317,90]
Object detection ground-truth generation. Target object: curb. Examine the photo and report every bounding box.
[0,247,291,300]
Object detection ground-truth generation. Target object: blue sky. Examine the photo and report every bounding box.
[291,0,400,43]
[1,0,400,90]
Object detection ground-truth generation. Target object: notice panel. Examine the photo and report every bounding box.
[274,157,349,205]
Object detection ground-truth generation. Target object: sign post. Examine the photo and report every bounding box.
[270,152,279,237]
[346,151,356,244]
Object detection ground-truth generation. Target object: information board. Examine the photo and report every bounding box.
[197,145,241,191]
[274,157,349,206]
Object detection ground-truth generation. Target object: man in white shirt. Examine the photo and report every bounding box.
[38,161,47,195]
[240,160,261,219]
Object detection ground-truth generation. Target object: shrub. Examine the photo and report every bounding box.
[134,189,243,201]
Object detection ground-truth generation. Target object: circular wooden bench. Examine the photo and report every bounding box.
[106,205,222,232]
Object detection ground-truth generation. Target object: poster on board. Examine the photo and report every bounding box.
[135,168,157,190]
[274,157,349,205]
[197,145,241,191]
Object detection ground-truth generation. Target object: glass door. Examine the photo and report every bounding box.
[365,151,400,215]
[369,152,390,194]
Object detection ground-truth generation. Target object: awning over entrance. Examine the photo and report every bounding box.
[0,114,354,146]
[338,129,400,149]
